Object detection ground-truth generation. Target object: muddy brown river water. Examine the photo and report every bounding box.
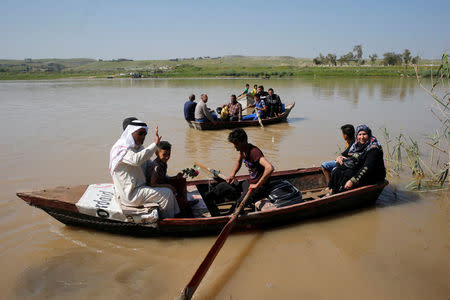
[0,78,448,299]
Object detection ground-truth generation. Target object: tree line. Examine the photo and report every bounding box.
[313,45,420,66]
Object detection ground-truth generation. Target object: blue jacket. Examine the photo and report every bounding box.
[184,101,197,121]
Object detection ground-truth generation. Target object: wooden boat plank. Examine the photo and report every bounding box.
[17,185,88,213]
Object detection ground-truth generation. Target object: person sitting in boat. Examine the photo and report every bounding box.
[256,85,269,102]
[241,94,267,120]
[327,125,386,195]
[227,94,243,121]
[109,120,180,218]
[226,128,274,210]
[184,94,197,122]
[146,141,191,217]
[321,124,355,184]
[194,94,218,124]
[238,84,250,98]
[266,88,283,118]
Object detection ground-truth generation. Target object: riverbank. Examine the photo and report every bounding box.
[0,56,439,80]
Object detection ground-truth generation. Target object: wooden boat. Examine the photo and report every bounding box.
[16,167,388,236]
[188,102,295,130]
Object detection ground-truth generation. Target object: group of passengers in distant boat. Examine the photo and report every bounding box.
[109,115,386,220]
[183,83,284,124]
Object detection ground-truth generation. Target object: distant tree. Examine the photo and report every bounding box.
[383,52,403,66]
[313,53,325,65]
[338,52,354,65]
[353,45,363,64]
[403,49,412,65]
[411,55,420,65]
[326,53,337,66]
[369,54,378,64]
[46,63,65,72]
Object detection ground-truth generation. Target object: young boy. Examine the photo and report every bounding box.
[146,141,190,216]
[241,94,267,120]
[239,83,250,97]
[321,124,355,183]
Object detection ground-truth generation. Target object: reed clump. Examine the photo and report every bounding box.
[383,53,449,190]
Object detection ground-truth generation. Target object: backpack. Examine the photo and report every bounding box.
[267,180,303,208]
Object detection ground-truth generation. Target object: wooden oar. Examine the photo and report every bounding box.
[194,161,227,180]
[236,94,246,100]
[177,188,254,300]
[255,109,264,128]
[240,105,263,128]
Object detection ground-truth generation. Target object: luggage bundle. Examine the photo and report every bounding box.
[266,180,303,208]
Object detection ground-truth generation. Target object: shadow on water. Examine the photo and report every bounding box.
[375,184,421,207]
[199,232,264,300]
[15,249,94,299]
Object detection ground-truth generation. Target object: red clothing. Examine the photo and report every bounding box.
[228,101,242,119]
[243,144,265,184]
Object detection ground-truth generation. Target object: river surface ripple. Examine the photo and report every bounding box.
[0,78,448,300]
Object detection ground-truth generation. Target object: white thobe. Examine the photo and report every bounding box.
[112,143,180,218]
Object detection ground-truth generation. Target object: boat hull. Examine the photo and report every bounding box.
[17,167,388,236]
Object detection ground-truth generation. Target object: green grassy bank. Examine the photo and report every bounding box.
[0,56,439,80]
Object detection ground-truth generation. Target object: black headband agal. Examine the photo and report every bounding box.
[130,121,147,127]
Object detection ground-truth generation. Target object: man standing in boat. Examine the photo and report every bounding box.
[226,128,274,210]
[238,83,250,98]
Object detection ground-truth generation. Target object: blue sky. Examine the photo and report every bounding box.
[1,0,449,59]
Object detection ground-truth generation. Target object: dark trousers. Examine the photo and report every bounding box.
[204,179,270,216]
[236,179,270,206]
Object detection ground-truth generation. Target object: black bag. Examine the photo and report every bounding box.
[342,157,356,169]
[267,180,303,208]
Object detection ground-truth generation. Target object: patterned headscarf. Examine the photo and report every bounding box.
[109,120,148,175]
[348,124,381,155]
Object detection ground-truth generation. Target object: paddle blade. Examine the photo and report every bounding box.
[177,189,253,300]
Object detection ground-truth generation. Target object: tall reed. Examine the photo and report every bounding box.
[383,53,449,190]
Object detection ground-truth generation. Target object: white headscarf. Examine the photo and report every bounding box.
[109,120,149,175]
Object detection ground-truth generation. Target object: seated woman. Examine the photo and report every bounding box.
[109,120,180,218]
[328,125,386,194]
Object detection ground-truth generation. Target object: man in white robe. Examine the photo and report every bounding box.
[109,119,179,218]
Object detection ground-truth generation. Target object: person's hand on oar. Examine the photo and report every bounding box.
[226,175,236,184]
[242,104,254,111]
